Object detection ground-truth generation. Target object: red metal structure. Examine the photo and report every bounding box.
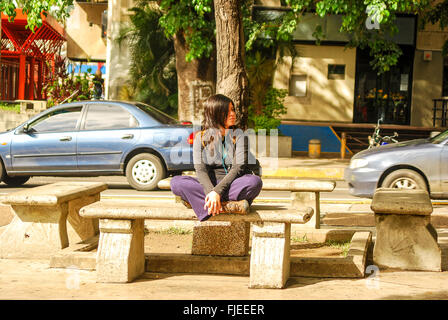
[1,9,65,101]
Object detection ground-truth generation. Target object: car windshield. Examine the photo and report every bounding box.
[429,130,448,144]
[135,102,178,125]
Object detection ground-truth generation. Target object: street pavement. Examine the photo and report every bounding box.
[0,154,448,303]
[2,153,448,227]
[258,154,349,180]
[258,155,448,225]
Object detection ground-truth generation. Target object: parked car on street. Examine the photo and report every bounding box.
[0,101,194,191]
[345,130,448,199]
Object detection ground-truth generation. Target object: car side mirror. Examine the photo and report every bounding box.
[16,123,30,134]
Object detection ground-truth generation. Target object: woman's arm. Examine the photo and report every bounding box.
[193,132,215,195]
[193,132,224,215]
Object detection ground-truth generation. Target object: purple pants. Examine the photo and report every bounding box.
[170,174,263,221]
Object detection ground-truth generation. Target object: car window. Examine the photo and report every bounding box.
[29,106,82,133]
[135,102,178,125]
[83,104,139,130]
[429,130,448,144]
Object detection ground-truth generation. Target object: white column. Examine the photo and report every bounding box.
[96,218,145,283]
[105,0,133,99]
[249,222,291,289]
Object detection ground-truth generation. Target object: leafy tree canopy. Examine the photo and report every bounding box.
[420,0,448,56]
[246,0,433,73]
[158,0,216,61]
[157,0,446,73]
[0,0,74,31]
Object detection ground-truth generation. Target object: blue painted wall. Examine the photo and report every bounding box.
[67,64,106,75]
[278,124,349,153]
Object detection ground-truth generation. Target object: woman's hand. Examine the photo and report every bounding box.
[204,191,222,216]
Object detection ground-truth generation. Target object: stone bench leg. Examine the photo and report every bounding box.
[191,221,250,257]
[371,188,442,272]
[0,194,99,259]
[96,218,145,283]
[0,204,69,259]
[249,222,291,289]
[175,195,250,257]
[67,195,100,242]
[191,221,250,256]
[291,192,320,229]
[373,213,442,271]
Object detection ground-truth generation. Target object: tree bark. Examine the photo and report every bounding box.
[174,31,216,124]
[213,0,249,129]
[0,18,2,100]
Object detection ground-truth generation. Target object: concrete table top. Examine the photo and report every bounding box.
[371,188,433,215]
[1,181,108,206]
[80,201,313,224]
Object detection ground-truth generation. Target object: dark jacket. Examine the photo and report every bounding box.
[193,128,247,196]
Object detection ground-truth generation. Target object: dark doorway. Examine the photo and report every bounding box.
[353,46,415,125]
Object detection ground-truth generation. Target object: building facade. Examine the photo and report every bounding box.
[103,0,134,99]
[64,1,108,87]
[93,1,448,154]
[256,2,448,129]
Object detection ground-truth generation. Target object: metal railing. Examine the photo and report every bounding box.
[432,97,448,127]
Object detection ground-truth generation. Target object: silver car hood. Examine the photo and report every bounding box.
[355,138,429,158]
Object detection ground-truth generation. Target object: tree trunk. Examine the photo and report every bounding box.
[213,0,249,129]
[174,31,216,125]
[0,18,2,100]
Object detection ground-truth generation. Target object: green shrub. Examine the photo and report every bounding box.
[0,103,20,113]
[43,56,95,108]
[248,87,288,134]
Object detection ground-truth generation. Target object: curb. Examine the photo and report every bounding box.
[51,230,371,279]
[262,167,346,180]
[185,167,347,180]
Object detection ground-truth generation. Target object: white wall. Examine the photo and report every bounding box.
[0,111,29,132]
[273,44,356,122]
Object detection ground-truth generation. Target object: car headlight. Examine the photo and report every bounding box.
[349,158,369,169]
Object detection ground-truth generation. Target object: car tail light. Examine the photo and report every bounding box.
[188,132,195,145]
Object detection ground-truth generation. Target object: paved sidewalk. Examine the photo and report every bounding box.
[0,255,447,300]
[259,155,349,180]
[1,155,448,302]
[180,155,349,180]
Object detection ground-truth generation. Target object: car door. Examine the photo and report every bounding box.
[76,103,141,171]
[10,105,82,172]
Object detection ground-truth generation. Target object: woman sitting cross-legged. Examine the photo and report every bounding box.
[170,94,263,221]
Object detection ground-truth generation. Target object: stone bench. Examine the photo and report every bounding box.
[158,177,335,257]
[79,201,314,288]
[158,177,336,230]
[0,182,108,259]
[371,188,442,272]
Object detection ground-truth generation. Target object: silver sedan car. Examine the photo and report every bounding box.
[345,130,448,199]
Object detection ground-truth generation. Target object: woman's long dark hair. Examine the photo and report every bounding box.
[200,94,236,149]
[201,94,234,130]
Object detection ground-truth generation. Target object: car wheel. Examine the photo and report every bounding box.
[381,169,427,191]
[0,160,5,182]
[125,153,166,191]
[2,175,30,187]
